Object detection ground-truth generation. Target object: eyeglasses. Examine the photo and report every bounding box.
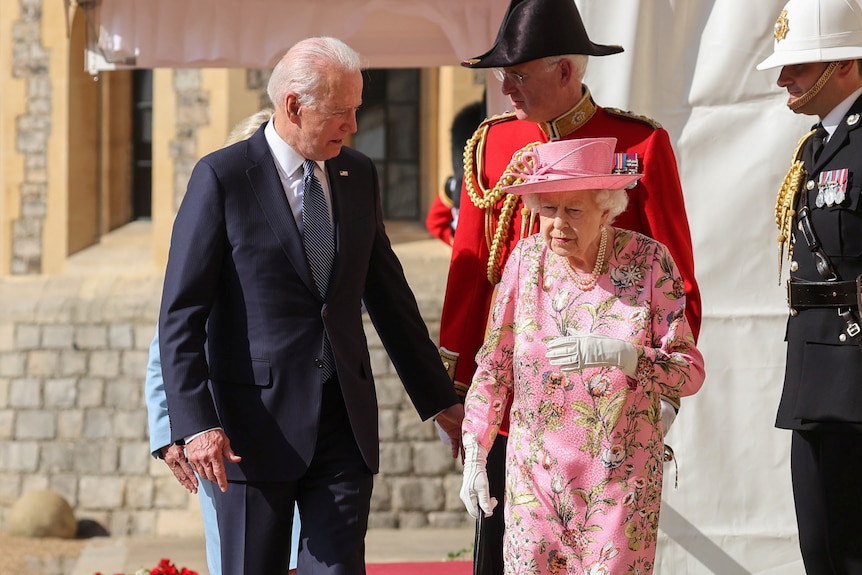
[492,68,528,84]
[491,59,563,85]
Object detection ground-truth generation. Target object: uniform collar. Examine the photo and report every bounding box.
[538,85,598,141]
[820,85,862,140]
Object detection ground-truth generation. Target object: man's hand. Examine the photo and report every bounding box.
[185,429,242,493]
[435,403,465,459]
[160,444,199,494]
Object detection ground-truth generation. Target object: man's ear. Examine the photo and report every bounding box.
[286,94,301,122]
[557,58,574,85]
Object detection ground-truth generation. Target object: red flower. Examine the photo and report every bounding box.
[96,558,197,575]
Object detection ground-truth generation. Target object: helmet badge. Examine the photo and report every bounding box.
[774,9,789,42]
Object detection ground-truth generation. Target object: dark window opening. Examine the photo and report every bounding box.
[132,70,153,219]
[354,69,421,220]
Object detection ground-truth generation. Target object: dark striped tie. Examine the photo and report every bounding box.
[302,159,336,381]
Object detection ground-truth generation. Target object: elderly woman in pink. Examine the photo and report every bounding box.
[460,138,705,575]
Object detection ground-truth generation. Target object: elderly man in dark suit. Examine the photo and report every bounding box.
[759,0,862,572]
[158,36,464,575]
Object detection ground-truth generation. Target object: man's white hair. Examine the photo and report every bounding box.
[267,37,362,111]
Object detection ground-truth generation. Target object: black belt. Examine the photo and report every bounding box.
[787,279,859,309]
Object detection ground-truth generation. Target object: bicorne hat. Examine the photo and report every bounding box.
[503,138,642,195]
[462,0,623,69]
[757,0,862,70]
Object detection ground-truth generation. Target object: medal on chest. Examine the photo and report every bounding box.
[613,153,640,190]
[815,168,849,208]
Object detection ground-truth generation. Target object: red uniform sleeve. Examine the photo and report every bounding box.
[635,128,701,340]
[425,192,454,245]
[575,109,702,340]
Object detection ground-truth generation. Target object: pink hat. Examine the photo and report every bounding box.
[503,138,641,194]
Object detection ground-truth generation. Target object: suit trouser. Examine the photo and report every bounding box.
[473,432,506,575]
[792,430,862,574]
[215,377,373,575]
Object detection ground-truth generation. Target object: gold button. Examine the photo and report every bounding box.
[790,261,799,272]
[840,334,848,342]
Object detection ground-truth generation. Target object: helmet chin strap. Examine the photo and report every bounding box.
[788,61,839,111]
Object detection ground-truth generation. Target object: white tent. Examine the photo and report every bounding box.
[82,0,507,71]
[580,2,811,573]
[87,0,814,572]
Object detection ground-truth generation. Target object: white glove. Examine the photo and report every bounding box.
[660,399,678,437]
[545,330,638,378]
[460,435,497,519]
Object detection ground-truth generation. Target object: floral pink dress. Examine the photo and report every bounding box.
[463,229,705,575]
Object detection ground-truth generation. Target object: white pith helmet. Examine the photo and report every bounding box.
[757,0,862,70]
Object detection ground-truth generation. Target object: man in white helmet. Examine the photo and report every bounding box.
[758,0,862,571]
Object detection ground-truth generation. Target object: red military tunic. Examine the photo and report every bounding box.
[439,87,701,433]
[425,190,456,245]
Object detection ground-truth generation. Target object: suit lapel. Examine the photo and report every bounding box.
[245,128,318,297]
[324,158,348,291]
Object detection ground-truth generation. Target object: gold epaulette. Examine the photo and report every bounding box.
[462,112,520,211]
[775,129,816,283]
[605,107,663,130]
[478,111,518,129]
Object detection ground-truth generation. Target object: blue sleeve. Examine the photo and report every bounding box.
[290,503,300,569]
[144,326,172,456]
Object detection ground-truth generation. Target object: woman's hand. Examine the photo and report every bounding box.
[545,330,638,377]
[460,434,497,519]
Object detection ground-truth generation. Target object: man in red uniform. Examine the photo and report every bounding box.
[426,101,486,245]
[438,1,702,572]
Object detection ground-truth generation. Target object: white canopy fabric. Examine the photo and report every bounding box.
[578,1,812,573]
[87,0,507,70]
[90,0,818,572]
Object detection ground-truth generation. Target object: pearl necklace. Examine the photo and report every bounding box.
[565,226,607,291]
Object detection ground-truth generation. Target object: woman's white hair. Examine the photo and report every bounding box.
[224,108,274,146]
[523,188,629,224]
[267,37,362,111]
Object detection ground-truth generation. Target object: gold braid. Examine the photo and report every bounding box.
[775,129,816,283]
[463,114,516,209]
[463,115,543,284]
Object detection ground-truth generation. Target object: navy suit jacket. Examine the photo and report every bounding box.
[779,93,862,430]
[159,124,457,480]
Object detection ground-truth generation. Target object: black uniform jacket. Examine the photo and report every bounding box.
[779,93,862,430]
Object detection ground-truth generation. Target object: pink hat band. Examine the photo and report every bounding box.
[504,137,641,194]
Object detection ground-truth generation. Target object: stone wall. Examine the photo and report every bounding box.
[0,246,468,536]
[10,0,50,275]
[2,7,468,533]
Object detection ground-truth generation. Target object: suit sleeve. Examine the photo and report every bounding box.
[360,160,460,420]
[637,128,702,341]
[158,159,226,442]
